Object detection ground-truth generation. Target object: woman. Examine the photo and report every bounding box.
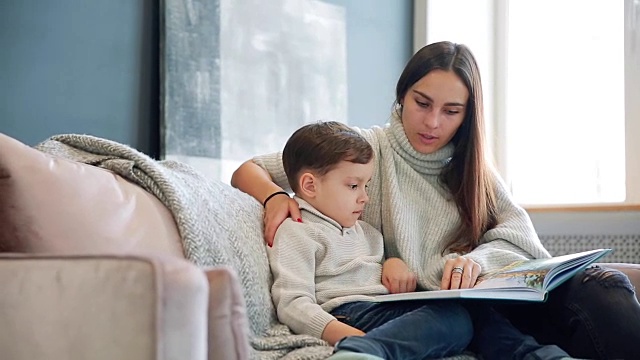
[231,41,640,359]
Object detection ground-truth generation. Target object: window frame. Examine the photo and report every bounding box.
[414,0,640,211]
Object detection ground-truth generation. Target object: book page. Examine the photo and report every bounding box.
[474,249,611,291]
[474,263,547,291]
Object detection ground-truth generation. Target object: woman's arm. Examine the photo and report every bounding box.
[440,171,552,289]
[231,159,302,245]
[464,173,551,275]
[230,159,284,205]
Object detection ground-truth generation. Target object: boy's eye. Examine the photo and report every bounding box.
[349,184,358,190]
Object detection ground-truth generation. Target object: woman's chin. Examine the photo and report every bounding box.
[412,141,438,155]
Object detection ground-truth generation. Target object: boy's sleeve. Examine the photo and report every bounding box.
[252,151,291,192]
[267,220,336,339]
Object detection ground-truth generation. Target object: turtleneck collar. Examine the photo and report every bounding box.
[385,115,454,175]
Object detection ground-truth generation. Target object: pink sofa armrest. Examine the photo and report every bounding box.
[0,253,208,360]
[204,266,251,360]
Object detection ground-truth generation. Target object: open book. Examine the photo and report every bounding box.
[373,248,612,303]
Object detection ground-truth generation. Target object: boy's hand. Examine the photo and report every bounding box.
[321,320,364,346]
[382,257,417,293]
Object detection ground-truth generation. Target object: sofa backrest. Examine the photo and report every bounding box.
[0,133,184,257]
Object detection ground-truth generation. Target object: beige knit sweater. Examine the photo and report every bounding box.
[254,117,551,290]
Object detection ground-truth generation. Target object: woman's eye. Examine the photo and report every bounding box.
[416,101,429,108]
[446,109,460,115]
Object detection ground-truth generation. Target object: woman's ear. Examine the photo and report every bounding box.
[298,172,317,198]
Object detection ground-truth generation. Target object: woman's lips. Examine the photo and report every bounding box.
[418,133,438,145]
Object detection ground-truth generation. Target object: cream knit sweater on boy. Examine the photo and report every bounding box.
[267,197,389,339]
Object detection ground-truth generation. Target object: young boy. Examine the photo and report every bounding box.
[266,121,574,360]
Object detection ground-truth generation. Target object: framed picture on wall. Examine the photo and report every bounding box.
[160,0,347,183]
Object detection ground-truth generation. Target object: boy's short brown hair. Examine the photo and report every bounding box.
[283,121,373,193]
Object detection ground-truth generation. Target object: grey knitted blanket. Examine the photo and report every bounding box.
[35,134,475,360]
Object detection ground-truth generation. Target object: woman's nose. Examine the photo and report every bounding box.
[424,110,440,129]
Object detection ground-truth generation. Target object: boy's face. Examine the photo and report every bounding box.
[310,160,374,228]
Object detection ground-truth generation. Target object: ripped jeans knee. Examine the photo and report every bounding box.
[580,265,636,296]
[557,265,640,358]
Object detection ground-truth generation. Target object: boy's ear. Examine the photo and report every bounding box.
[298,172,317,198]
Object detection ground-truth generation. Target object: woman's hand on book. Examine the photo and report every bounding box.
[441,257,481,290]
[382,257,417,293]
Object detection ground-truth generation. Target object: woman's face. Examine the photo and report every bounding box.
[400,70,469,154]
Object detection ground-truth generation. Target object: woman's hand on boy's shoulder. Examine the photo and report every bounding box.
[382,257,417,294]
[264,195,302,247]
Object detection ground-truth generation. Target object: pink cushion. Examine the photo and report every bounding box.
[0,133,184,257]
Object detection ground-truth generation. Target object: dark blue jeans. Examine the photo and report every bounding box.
[466,303,571,360]
[331,300,572,360]
[330,301,472,359]
[498,265,640,359]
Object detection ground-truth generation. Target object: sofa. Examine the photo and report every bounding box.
[0,132,252,360]
[1,131,639,360]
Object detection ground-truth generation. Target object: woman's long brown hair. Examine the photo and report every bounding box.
[394,41,498,254]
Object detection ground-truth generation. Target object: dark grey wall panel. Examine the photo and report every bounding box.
[0,0,159,157]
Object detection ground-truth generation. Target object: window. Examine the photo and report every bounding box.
[415,0,640,208]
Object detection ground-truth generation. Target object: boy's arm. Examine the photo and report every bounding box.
[321,320,365,345]
[382,257,417,294]
[268,221,348,340]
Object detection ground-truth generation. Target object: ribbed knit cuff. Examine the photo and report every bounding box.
[307,311,338,340]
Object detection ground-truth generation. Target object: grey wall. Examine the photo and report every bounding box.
[321,0,413,128]
[0,0,159,157]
